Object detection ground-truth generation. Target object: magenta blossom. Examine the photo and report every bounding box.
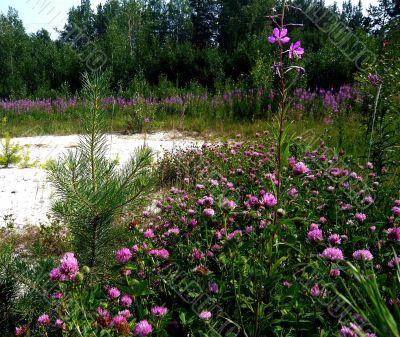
[310,283,321,297]
[330,269,341,277]
[287,187,298,198]
[134,320,153,337]
[120,294,133,307]
[49,252,79,282]
[308,225,323,242]
[261,192,277,207]
[107,287,120,300]
[148,248,169,259]
[353,249,373,261]
[392,206,400,217]
[354,212,366,222]
[52,292,64,300]
[15,327,28,337]
[293,162,309,176]
[151,306,168,317]
[116,248,132,263]
[55,319,65,329]
[367,73,382,86]
[339,326,358,337]
[328,234,342,245]
[320,247,344,261]
[268,28,290,45]
[208,282,219,293]
[388,257,400,268]
[199,310,212,320]
[59,253,79,279]
[37,314,50,326]
[203,208,215,217]
[388,227,400,241]
[288,41,304,59]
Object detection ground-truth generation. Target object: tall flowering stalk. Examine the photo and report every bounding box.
[247,3,306,334]
[267,1,304,208]
[266,2,304,266]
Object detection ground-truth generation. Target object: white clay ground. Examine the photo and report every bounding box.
[0,132,199,228]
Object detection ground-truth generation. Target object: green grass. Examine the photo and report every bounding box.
[0,108,366,157]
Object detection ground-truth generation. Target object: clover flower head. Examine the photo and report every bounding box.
[353,249,373,261]
[134,320,153,337]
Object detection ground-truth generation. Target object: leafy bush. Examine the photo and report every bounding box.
[0,133,23,168]
[127,98,157,133]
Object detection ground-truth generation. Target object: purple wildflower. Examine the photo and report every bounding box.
[339,326,357,337]
[203,208,215,217]
[116,248,132,263]
[151,306,168,317]
[288,41,304,59]
[148,248,169,259]
[308,224,323,242]
[143,228,154,238]
[310,283,321,297]
[268,28,290,45]
[387,227,400,241]
[363,196,374,205]
[261,192,277,207]
[388,257,400,268]
[221,198,237,211]
[208,282,219,293]
[392,207,400,217]
[293,162,309,176]
[134,320,153,337]
[120,294,133,307]
[330,269,341,277]
[328,234,342,245]
[107,287,120,300]
[199,310,212,321]
[55,319,65,329]
[320,247,344,261]
[287,187,298,198]
[15,327,28,337]
[37,314,50,326]
[52,292,63,299]
[367,73,382,86]
[354,213,366,222]
[353,249,373,261]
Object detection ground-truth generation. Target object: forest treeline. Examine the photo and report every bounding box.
[0,0,398,98]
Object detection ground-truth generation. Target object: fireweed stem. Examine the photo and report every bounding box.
[270,0,287,276]
[367,83,382,162]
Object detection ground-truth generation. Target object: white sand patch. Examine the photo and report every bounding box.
[0,132,199,228]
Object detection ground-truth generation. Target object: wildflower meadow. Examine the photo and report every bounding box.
[0,0,399,336]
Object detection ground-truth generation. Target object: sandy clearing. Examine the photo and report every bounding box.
[0,132,199,228]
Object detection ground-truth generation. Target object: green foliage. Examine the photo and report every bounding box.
[0,0,388,97]
[337,261,400,337]
[0,240,56,336]
[0,133,22,168]
[356,50,400,175]
[0,242,18,334]
[128,98,156,133]
[48,73,156,268]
